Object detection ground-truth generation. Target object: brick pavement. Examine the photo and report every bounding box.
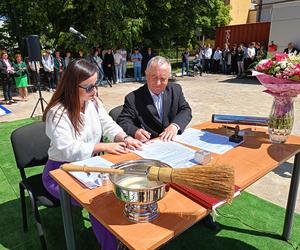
[1,74,299,213]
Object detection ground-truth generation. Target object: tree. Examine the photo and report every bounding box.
[0,0,230,53]
[142,0,231,48]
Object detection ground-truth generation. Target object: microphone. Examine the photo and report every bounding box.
[69,27,87,39]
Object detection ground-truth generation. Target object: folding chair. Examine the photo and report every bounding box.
[108,105,123,122]
[10,121,60,250]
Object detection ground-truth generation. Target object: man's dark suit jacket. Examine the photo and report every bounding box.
[0,59,12,80]
[117,83,192,139]
[283,48,298,54]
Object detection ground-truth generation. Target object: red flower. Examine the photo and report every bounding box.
[274,53,288,62]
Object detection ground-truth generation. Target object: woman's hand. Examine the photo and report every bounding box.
[124,137,143,150]
[102,142,127,155]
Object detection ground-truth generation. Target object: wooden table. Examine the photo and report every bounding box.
[50,122,300,250]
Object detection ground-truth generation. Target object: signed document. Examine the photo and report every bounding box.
[132,140,196,168]
[174,128,243,154]
[70,156,113,189]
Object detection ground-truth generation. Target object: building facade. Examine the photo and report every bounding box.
[225,0,257,25]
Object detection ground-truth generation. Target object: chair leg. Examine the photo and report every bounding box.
[28,192,47,250]
[19,183,28,232]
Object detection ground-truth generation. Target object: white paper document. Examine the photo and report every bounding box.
[174,128,243,154]
[70,156,114,189]
[132,140,196,168]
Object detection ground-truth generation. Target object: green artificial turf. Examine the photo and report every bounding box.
[1,119,300,250]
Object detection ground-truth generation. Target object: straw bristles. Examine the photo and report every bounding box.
[171,165,234,200]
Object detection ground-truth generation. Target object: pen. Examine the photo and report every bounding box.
[141,124,151,141]
[141,124,151,134]
[222,125,236,130]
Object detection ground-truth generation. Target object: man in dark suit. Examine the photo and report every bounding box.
[0,50,15,104]
[283,42,299,54]
[117,56,219,230]
[117,56,192,142]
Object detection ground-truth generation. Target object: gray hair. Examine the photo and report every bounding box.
[146,56,171,72]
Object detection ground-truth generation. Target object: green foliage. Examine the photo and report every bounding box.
[142,0,230,48]
[0,0,230,53]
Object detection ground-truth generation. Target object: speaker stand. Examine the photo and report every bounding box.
[30,61,48,118]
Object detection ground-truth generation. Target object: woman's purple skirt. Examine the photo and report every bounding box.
[43,159,118,250]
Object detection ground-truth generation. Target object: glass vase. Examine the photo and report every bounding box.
[268,96,294,143]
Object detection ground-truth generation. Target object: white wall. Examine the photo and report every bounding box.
[269,0,300,52]
[260,5,272,22]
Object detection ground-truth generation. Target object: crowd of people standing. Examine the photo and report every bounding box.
[183,42,268,78]
[0,46,156,105]
[1,41,299,106]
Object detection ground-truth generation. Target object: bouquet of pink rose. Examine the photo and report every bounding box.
[252,52,300,143]
[253,52,300,96]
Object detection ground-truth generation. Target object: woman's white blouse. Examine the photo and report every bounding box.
[46,100,123,162]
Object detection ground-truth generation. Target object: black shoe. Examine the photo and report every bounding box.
[203,214,220,232]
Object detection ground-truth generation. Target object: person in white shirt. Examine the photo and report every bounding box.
[120,47,127,80]
[41,47,55,91]
[64,51,72,68]
[114,48,123,83]
[204,44,212,73]
[245,42,256,73]
[212,47,222,73]
[42,59,142,249]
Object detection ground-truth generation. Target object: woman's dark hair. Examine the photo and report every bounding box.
[42,59,97,134]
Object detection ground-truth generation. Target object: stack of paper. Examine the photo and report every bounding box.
[132,140,196,168]
[70,156,113,189]
[174,128,243,154]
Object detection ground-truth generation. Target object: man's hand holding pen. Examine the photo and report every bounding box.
[135,128,151,143]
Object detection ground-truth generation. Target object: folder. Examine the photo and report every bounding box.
[171,183,240,210]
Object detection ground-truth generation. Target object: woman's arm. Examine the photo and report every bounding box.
[93,98,142,150]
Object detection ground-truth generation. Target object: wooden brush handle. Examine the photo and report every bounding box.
[61,163,125,175]
[148,167,173,182]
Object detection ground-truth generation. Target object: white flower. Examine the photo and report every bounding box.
[278,61,287,69]
[274,66,281,72]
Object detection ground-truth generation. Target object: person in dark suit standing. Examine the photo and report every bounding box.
[142,47,155,75]
[103,48,115,85]
[117,56,192,142]
[283,42,299,54]
[0,50,15,104]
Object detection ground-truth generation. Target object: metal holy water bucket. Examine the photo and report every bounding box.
[109,159,171,222]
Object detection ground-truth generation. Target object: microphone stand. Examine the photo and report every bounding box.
[30,61,48,117]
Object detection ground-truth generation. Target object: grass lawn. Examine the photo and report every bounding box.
[1,118,300,249]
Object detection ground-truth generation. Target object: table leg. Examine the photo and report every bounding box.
[59,187,76,250]
[282,152,300,240]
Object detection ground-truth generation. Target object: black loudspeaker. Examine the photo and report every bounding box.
[23,35,41,61]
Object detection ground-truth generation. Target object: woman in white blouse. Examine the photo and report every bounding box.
[42,59,142,249]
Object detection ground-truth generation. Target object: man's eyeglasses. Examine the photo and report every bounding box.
[79,84,97,93]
